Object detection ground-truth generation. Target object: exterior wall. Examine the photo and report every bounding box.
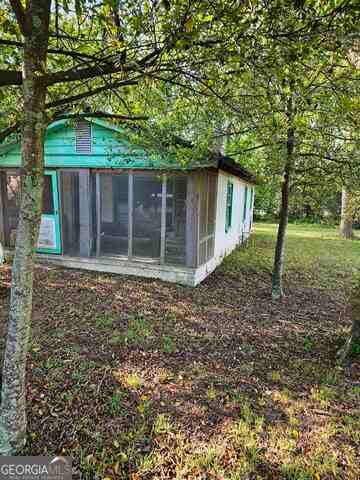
[195,170,254,282]
[214,170,253,258]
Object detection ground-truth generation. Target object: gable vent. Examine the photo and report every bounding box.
[75,121,92,153]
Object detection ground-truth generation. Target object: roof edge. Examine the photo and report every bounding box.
[216,155,257,184]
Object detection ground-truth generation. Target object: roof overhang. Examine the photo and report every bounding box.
[215,155,256,184]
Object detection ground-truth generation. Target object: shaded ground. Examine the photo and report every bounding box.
[0,223,359,479]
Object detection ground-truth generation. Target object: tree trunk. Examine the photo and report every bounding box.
[271,95,295,300]
[271,155,292,300]
[0,0,51,455]
[338,283,360,363]
[340,187,354,239]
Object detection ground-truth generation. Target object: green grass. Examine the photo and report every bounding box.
[95,313,114,329]
[161,335,176,353]
[109,316,153,346]
[222,223,360,289]
[109,391,125,416]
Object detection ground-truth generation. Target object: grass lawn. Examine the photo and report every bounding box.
[0,223,359,479]
[223,223,360,290]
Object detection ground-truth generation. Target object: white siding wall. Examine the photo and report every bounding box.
[214,170,253,257]
[194,170,254,284]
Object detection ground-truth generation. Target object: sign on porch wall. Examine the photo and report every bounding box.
[37,217,57,249]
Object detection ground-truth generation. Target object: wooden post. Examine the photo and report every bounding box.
[79,169,91,257]
[186,173,199,268]
[96,173,101,257]
[128,172,133,260]
[205,173,210,261]
[160,175,167,264]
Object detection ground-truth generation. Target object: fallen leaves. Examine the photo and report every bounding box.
[0,224,359,478]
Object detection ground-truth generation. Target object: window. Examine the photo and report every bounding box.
[42,175,54,214]
[250,187,254,209]
[243,186,248,222]
[249,187,254,228]
[1,170,58,248]
[75,121,92,153]
[225,181,233,232]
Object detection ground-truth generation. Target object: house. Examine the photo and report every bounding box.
[0,118,255,286]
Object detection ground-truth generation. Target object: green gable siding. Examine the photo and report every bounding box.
[0,119,213,171]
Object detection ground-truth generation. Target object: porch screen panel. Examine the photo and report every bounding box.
[133,175,162,259]
[199,175,208,240]
[99,173,128,256]
[198,174,208,265]
[165,176,187,265]
[206,173,217,259]
[198,172,217,266]
[60,171,80,255]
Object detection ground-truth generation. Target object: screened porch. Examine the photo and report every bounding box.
[0,169,218,270]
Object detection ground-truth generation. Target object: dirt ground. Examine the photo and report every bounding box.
[0,227,359,479]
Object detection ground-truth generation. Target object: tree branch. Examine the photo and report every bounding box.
[0,123,20,143]
[0,111,147,144]
[231,142,284,155]
[52,112,148,121]
[0,48,162,87]
[0,76,142,143]
[45,48,161,86]
[46,78,139,109]
[9,0,30,36]
[0,38,108,62]
[0,70,22,86]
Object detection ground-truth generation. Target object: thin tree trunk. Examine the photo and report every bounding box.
[271,95,295,300]
[338,284,360,363]
[340,187,354,239]
[271,154,292,299]
[0,0,51,455]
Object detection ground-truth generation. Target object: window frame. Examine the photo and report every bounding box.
[243,185,248,223]
[225,180,234,233]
